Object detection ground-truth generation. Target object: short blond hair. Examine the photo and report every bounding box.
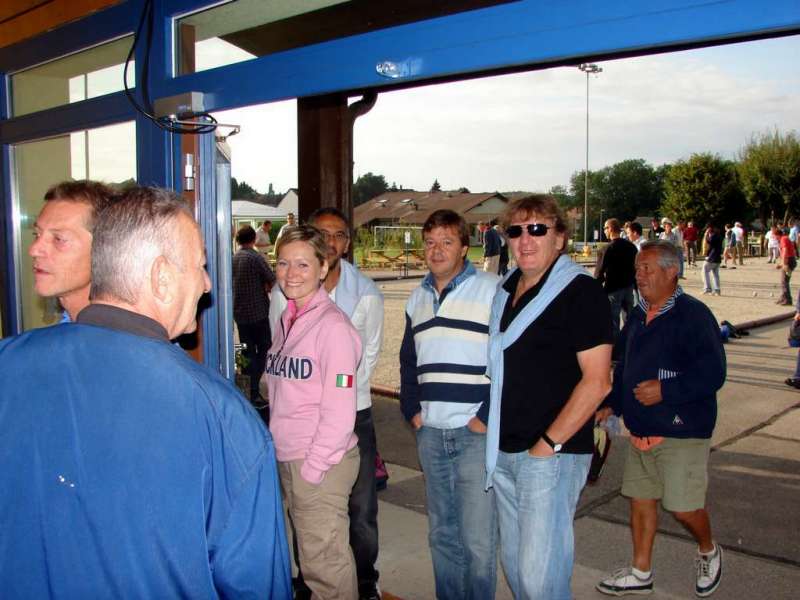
[274,224,327,265]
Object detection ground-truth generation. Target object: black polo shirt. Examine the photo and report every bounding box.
[499,263,613,454]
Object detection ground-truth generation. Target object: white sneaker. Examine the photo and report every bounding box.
[695,544,723,597]
[597,567,654,596]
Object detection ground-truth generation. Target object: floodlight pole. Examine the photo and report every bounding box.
[578,63,602,245]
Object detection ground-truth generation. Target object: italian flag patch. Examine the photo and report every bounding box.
[336,374,354,388]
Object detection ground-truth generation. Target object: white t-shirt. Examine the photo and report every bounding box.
[767,230,780,249]
[254,229,271,252]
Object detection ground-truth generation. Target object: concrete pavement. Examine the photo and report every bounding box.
[369,320,800,599]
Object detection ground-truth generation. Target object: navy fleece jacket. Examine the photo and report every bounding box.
[606,293,726,438]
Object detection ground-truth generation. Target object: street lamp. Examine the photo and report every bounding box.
[578,62,602,246]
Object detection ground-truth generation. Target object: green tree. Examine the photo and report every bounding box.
[661,153,747,226]
[598,159,663,220]
[231,177,259,199]
[569,169,605,239]
[570,160,662,222]
[548,184,575,207]
[430,179,442,192]
[353,172,389,206]
[738,130,800,225]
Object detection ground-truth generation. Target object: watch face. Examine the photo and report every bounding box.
[553,443,563,453]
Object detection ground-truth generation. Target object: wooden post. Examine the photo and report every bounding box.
[297,91,376,259]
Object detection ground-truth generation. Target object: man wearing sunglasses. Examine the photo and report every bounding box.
[485,194,613,600]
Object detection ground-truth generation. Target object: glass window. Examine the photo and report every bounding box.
[11,37,134,117]
[13,121,136,331]
[176,0,514,75]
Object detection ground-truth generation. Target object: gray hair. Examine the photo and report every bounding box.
[90,186,194,303]
[639,240,680,270]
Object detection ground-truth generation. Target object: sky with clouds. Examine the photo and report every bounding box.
[219,34,800,196]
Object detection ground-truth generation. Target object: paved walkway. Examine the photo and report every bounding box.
[369,256,797,391]
[359,256,800,599]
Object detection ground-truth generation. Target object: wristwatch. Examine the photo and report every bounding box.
[541,432,562,453]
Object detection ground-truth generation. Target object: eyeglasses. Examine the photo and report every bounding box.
[320,231,349,242]
[506,223,552,238]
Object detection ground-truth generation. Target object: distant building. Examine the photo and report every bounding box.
[277,188,299,214]
[354,190,508,232]
[232,200,287,232]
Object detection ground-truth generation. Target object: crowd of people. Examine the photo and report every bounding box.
[5,179,766,599]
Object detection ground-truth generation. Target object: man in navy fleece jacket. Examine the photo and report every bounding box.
[596,240,726,598]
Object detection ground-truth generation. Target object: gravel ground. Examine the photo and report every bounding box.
[369,256,795,389]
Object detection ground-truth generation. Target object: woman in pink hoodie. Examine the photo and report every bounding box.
[267,224,362,600]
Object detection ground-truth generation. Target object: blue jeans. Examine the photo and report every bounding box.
[703,261,720,293]
[416,425,498,600]
[493,450,591,600]
[607,286,634,341]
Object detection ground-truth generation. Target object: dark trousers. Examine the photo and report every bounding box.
[236,318,270,402]
[295,407,380,595]
[780,261,796,303]
[608,286,635,341]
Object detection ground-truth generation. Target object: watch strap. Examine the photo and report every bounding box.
[541,432,562,452]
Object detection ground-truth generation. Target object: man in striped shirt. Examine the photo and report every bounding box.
[400,209,499,600]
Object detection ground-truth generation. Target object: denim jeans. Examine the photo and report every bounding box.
[493,450,591,600]
[416,425,498,600]
[703,261,720,293]
[607,286,634,341]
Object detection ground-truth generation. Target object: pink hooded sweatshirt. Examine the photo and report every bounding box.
[266,285,362,484]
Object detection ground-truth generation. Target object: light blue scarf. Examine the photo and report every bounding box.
[335,259,381,318]
[485,254,590,488]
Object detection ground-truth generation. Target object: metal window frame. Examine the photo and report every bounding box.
[0,0,798,347]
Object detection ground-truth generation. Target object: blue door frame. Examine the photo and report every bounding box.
[1,0,799,364]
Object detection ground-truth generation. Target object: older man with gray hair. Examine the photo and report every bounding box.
[0,186,291,598]
[596,240,726,598]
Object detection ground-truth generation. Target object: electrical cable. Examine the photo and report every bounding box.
[123,0,218,135]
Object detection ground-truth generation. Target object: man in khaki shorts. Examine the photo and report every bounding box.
[595,240,726,598]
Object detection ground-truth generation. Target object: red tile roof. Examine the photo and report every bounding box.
[354,191,507,227]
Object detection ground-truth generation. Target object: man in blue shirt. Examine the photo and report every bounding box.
[0,186,291,598]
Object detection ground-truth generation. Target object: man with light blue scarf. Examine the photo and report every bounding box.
[485,195,613,600]
[269,207,384,600]
[400,209,499,600]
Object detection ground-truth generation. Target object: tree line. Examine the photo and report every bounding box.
[238,129,799,232]
[230,178,283,204]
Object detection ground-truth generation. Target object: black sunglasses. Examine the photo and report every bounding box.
[506,223,551,238]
